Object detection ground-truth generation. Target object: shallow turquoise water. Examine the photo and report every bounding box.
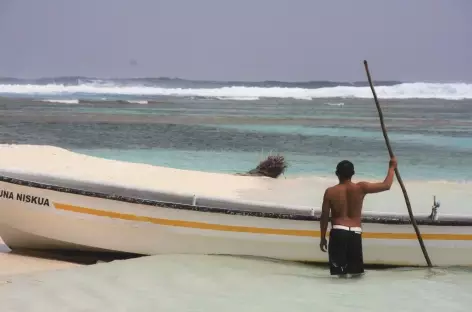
[76,147,470,182]
[1,255,471,312]
[1,96,471,182]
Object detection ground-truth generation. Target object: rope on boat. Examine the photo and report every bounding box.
[363,60,433,267]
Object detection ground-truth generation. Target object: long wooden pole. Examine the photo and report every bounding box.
[363,60,433,267]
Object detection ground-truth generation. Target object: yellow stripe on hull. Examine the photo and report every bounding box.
[53,203,472,241]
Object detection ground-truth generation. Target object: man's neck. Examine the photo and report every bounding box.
[338,179,352,184]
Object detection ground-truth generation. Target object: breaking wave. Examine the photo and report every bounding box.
[40,99,149,105]
[41,99,80,104]
[1,81,471,100]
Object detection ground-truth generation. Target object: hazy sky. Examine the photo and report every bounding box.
[0,0,471,82]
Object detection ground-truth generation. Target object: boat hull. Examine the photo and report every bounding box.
[1,177,472,267]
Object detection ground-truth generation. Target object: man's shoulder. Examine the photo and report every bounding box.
[326,182,364,193]
[324,185,335,192]
[324,185,338,196]
[355,181,369,190]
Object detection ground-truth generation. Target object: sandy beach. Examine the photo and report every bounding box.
[0,144,273,200]
[0,238,82,277]
[1,144,471,215]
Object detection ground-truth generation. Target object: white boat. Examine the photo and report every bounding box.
[0,146,471,267]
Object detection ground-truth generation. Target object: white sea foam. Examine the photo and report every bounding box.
[41,99,79,104]
[216,96,261,101]
[125,100,148,104]
[1,82,472,100]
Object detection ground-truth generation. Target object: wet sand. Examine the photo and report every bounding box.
[0,238,82,277]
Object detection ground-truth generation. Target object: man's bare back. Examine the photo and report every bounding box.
[321,157,397,230]
[324,182,366,228]
[319,157,397,276]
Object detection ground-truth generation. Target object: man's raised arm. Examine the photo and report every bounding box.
[358,157,397,194]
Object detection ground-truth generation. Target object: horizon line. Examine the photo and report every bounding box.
[1,75,470,85]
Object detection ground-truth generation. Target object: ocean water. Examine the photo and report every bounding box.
[0,77,471,182]
[1,255,472,312]
[1,77,472,310]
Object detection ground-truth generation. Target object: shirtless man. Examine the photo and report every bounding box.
[319,157,397,276]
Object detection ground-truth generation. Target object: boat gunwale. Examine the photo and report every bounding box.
[1,174,472,226]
